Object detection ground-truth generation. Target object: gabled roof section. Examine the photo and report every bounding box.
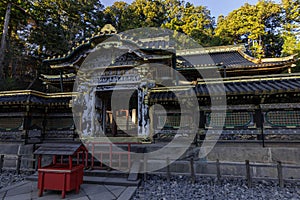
[43,25,298,74]
[34,143,86,156]
[43,24,118,68]
[43,25,174,70]
[149,73,300,101]
[119,33,172,50]
[176,45,297,70]
[195,73,300,95]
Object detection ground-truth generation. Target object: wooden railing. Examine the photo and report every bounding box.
[0,154,37,174]
[145,158,300,188]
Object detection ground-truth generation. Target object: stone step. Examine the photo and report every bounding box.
[84,176,140,187]
[128,160,141,181]
[84,169,129,178]
[26,174,141,187]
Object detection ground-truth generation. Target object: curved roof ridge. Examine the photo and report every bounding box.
[237,49,261,64]
[177,44,245,56]
[261,54,297,63]
[44,24,118,63]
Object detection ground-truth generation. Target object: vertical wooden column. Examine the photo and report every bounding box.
[52,156,57,165]
[277,161,284,187]
[0,155,4,173]
[255,107,265,147]
[216,159,221,183]
[59,71,64,92]
[16,155,21,174]
[190,157,195,184]
[245,160,252,188]
[23,105,31,144]
[102,98,106,135]
[42,107,48,141]
[199,111,205,128]
[91,89,96,137]
[138,87,150,137]
[149,106,154,141]
[197,110,206,142]
[38,155,42,169]
[166,157,170,182]
[69,155,72,170]
[126,110,129,131]
[112,111,117,136]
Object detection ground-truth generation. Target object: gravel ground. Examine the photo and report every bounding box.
[133,175,300,200]
[0,170,28,190]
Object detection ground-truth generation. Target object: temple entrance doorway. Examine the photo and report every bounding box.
[95,90,138,137]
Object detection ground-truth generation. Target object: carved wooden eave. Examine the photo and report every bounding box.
[201,72,300,84]
[40,73,76,84]
[0,90,74,106]
[260,102,300,110]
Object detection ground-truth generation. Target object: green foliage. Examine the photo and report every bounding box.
[281,33,300,56]
[0,77,26,91]
[131,0,166,27]
[163,3,214,46]
[0,0,104,84]
[104,0,217,47]
[215,1,281,58]
[281,0,300,56]
[28,0,104,57]
[104,2,138,32]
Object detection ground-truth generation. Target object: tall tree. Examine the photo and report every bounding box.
[281,0,300,56]
[0,2,11,79]
[163,1,215,46]
[0,0,105,90]
[130,0,165,27]
[28,0,104,58]
[215,1,281,58]
[0,0,35,80]
[104,1,136,32]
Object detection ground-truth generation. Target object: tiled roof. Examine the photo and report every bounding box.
[177,51,295,69]
[0,91,72,105]
[43,22,297,72]
[34,143,86,155]
[195,78,300,95]
[150,74,300,101]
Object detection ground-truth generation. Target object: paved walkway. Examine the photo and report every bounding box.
[0,181,137,200]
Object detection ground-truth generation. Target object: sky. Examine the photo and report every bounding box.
[101,0,281,18]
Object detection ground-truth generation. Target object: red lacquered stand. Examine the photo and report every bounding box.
[34,143,87,199]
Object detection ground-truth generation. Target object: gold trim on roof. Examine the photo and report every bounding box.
[44,24,117,63]
[261,54,297,63]
[150,73,300,93]
[40,73,76,79]
[198,73,300,85]
[0,90,74,98]
[176,45,245,56]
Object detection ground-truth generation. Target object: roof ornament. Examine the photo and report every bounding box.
[100,24,117,35]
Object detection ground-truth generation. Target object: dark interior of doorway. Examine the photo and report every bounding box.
[96,90,138,137]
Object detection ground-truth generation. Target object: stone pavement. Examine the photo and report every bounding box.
[0,181,137,200]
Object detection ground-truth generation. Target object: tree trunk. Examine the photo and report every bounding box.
[0,2,12,80]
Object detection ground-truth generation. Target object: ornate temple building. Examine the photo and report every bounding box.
[0,24,299,144]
